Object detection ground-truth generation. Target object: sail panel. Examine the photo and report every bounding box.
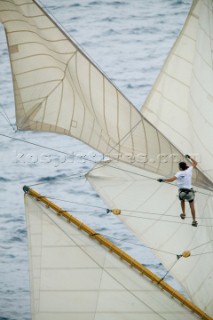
[141,0,213,182]
[0,0,212,189]
[87,160,213,316]
[24,193,202,320]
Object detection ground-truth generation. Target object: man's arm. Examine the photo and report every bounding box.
[185,155,197,168]
[158,176,176,183]
[165,176,177,182]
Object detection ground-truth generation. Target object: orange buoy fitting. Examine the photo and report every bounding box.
[182,251,191,258]
[112,209,121,215]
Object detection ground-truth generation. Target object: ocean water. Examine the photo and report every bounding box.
[0,1,191,319]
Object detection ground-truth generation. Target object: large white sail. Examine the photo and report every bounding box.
[87,160,213,316]
[1,0,213,318]
[0,0,211,188]
[141,0,213,182]
[25,191,207,320]
[88,0,213,314]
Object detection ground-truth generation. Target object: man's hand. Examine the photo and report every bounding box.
[157,178,165,182]
[185,154,197,167]
[185,154,191,159]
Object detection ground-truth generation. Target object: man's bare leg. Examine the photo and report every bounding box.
[181,200,185,215]
[189,201,196,221]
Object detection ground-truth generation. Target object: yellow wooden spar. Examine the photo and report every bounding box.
[23,185,212,320]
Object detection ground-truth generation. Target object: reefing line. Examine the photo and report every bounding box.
[23,185,212,320]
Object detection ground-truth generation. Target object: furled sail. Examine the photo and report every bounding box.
[87,160,213,316]
[24,189,209,320]
[0,0,211,189]
[141,0,213,182]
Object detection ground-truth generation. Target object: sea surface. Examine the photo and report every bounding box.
[0,1,191,319]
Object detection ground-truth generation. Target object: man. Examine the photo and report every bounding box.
[158,155,198,227]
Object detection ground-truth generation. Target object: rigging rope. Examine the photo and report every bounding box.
[0,109,16,132]
[28,173,85,187]
[44,203,167,319]
[32,196,213,257]
[158,259,180,284]
[43,200,181,257]
[0,133,97,164]
[27,192,213,222]
[0,132,212,196]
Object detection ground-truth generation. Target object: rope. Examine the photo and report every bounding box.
[30,193,213,226]
[189,239,213,252]
[43,201,167,320]
[120,213,213,228]
[23,191,213,227]
[192,251,213,256]
[158,259,180,284]
[104,234,177,256]
[121,209,213,220]
[0,109,16,132]
[43,196,108,211]
[28,173,85,187]
[0,133,97,164]
[27,193,213,255]
[1,132,213,197]
[21,185,213,221]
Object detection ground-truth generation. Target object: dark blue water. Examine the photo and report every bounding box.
[0,1,191,319]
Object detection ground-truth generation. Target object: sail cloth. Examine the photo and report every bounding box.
[0,0,211,189]
[87,160,213,316]
[25,193,202,320]
[141,0,213,182]
[87,0,213,315]
[1,0,213,316]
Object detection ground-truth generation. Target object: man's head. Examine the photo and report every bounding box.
[179,161,188,171]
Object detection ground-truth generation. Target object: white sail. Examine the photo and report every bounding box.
[87,160,213,316]
[1,0,213,318]
[141,0,213,182]
[87,0,213,314]
[25,192,205,320]
[0,0,211,188]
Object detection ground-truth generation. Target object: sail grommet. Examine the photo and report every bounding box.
[182,251,191,258]
[112,209,121,215]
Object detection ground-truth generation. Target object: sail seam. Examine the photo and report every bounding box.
[12,53,67,69]
[10,41,75,56]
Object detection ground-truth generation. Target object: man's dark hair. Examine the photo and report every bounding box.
[179,161,188,171]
